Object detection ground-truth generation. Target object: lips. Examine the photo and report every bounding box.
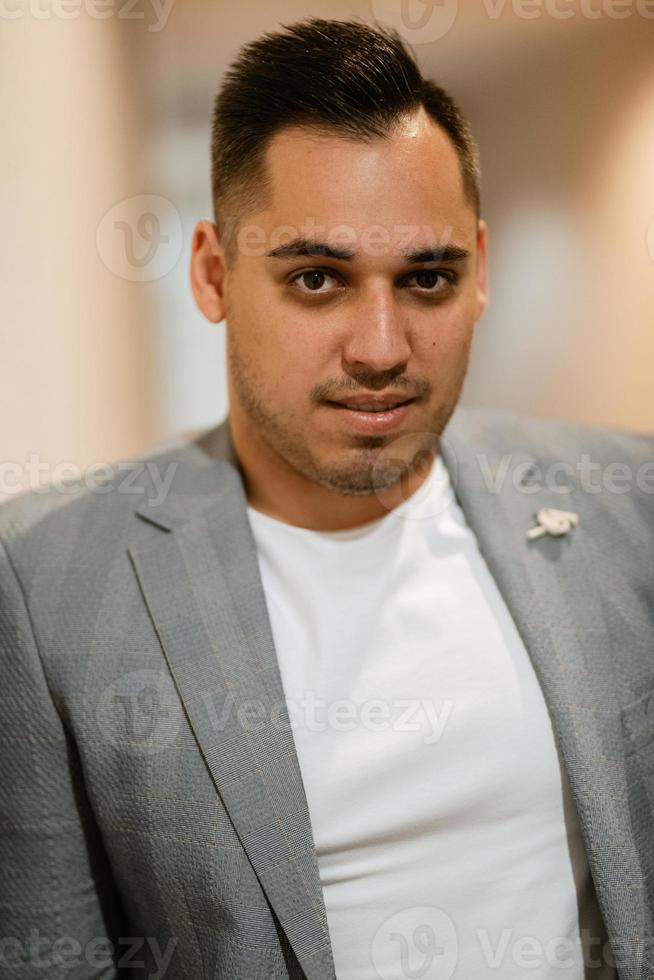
[324,396,416,434]
[328,395,416,412]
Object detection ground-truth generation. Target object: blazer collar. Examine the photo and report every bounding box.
[131,418,338,979]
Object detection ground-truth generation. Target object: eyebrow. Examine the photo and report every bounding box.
[265,237,470,263]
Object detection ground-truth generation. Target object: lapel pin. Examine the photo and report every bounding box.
[526,507,579,540]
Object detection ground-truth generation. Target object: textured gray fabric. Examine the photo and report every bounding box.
[0,404,652,980]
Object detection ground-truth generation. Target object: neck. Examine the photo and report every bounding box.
[226,404,436,532]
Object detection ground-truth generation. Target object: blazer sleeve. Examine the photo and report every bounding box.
[0,537,129,980]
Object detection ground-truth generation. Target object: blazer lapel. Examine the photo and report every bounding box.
[128,431,336,980]
[440,407,647,980]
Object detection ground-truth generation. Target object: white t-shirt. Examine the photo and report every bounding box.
[247,454,616,980]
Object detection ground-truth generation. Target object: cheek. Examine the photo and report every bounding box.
[252,322,329,403]
[417,304,474,358]
[230,289,335,405]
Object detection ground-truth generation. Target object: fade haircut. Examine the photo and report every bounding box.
[210,17,481,263]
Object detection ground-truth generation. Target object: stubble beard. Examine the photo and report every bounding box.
[227,327,470,497]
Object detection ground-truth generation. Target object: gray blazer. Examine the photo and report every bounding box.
[1,405,653,980]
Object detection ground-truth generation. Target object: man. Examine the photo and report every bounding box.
[1,16,652,980]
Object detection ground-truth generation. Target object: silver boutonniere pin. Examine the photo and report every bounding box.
[527,507,579,540]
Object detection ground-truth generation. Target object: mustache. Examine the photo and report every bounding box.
[313,376,431,403]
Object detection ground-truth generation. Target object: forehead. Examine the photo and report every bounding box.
[255,108,474,247]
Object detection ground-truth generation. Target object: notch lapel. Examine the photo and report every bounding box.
[440,408,647,980]
[129,445,336,980]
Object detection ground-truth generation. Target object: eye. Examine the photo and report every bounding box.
[405,269,456,293]
[289,269,342,295]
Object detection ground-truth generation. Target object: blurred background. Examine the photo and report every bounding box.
[2,0,653,498]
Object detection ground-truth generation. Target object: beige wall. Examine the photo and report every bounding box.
[1,13,159,500]
[457,16,654,431]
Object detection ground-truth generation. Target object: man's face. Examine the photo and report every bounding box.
[221,107,487,496]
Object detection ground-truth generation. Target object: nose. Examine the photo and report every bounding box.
[341,283,412,378]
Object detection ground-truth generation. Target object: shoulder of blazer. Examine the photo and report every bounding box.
[446,403,654,464]
[444,404,654,564]
[0,417,237,565]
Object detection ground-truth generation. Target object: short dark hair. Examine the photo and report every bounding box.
[210,17,480,260]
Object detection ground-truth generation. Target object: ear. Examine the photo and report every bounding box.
[190,220,228,324]
[475,218,489,319]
